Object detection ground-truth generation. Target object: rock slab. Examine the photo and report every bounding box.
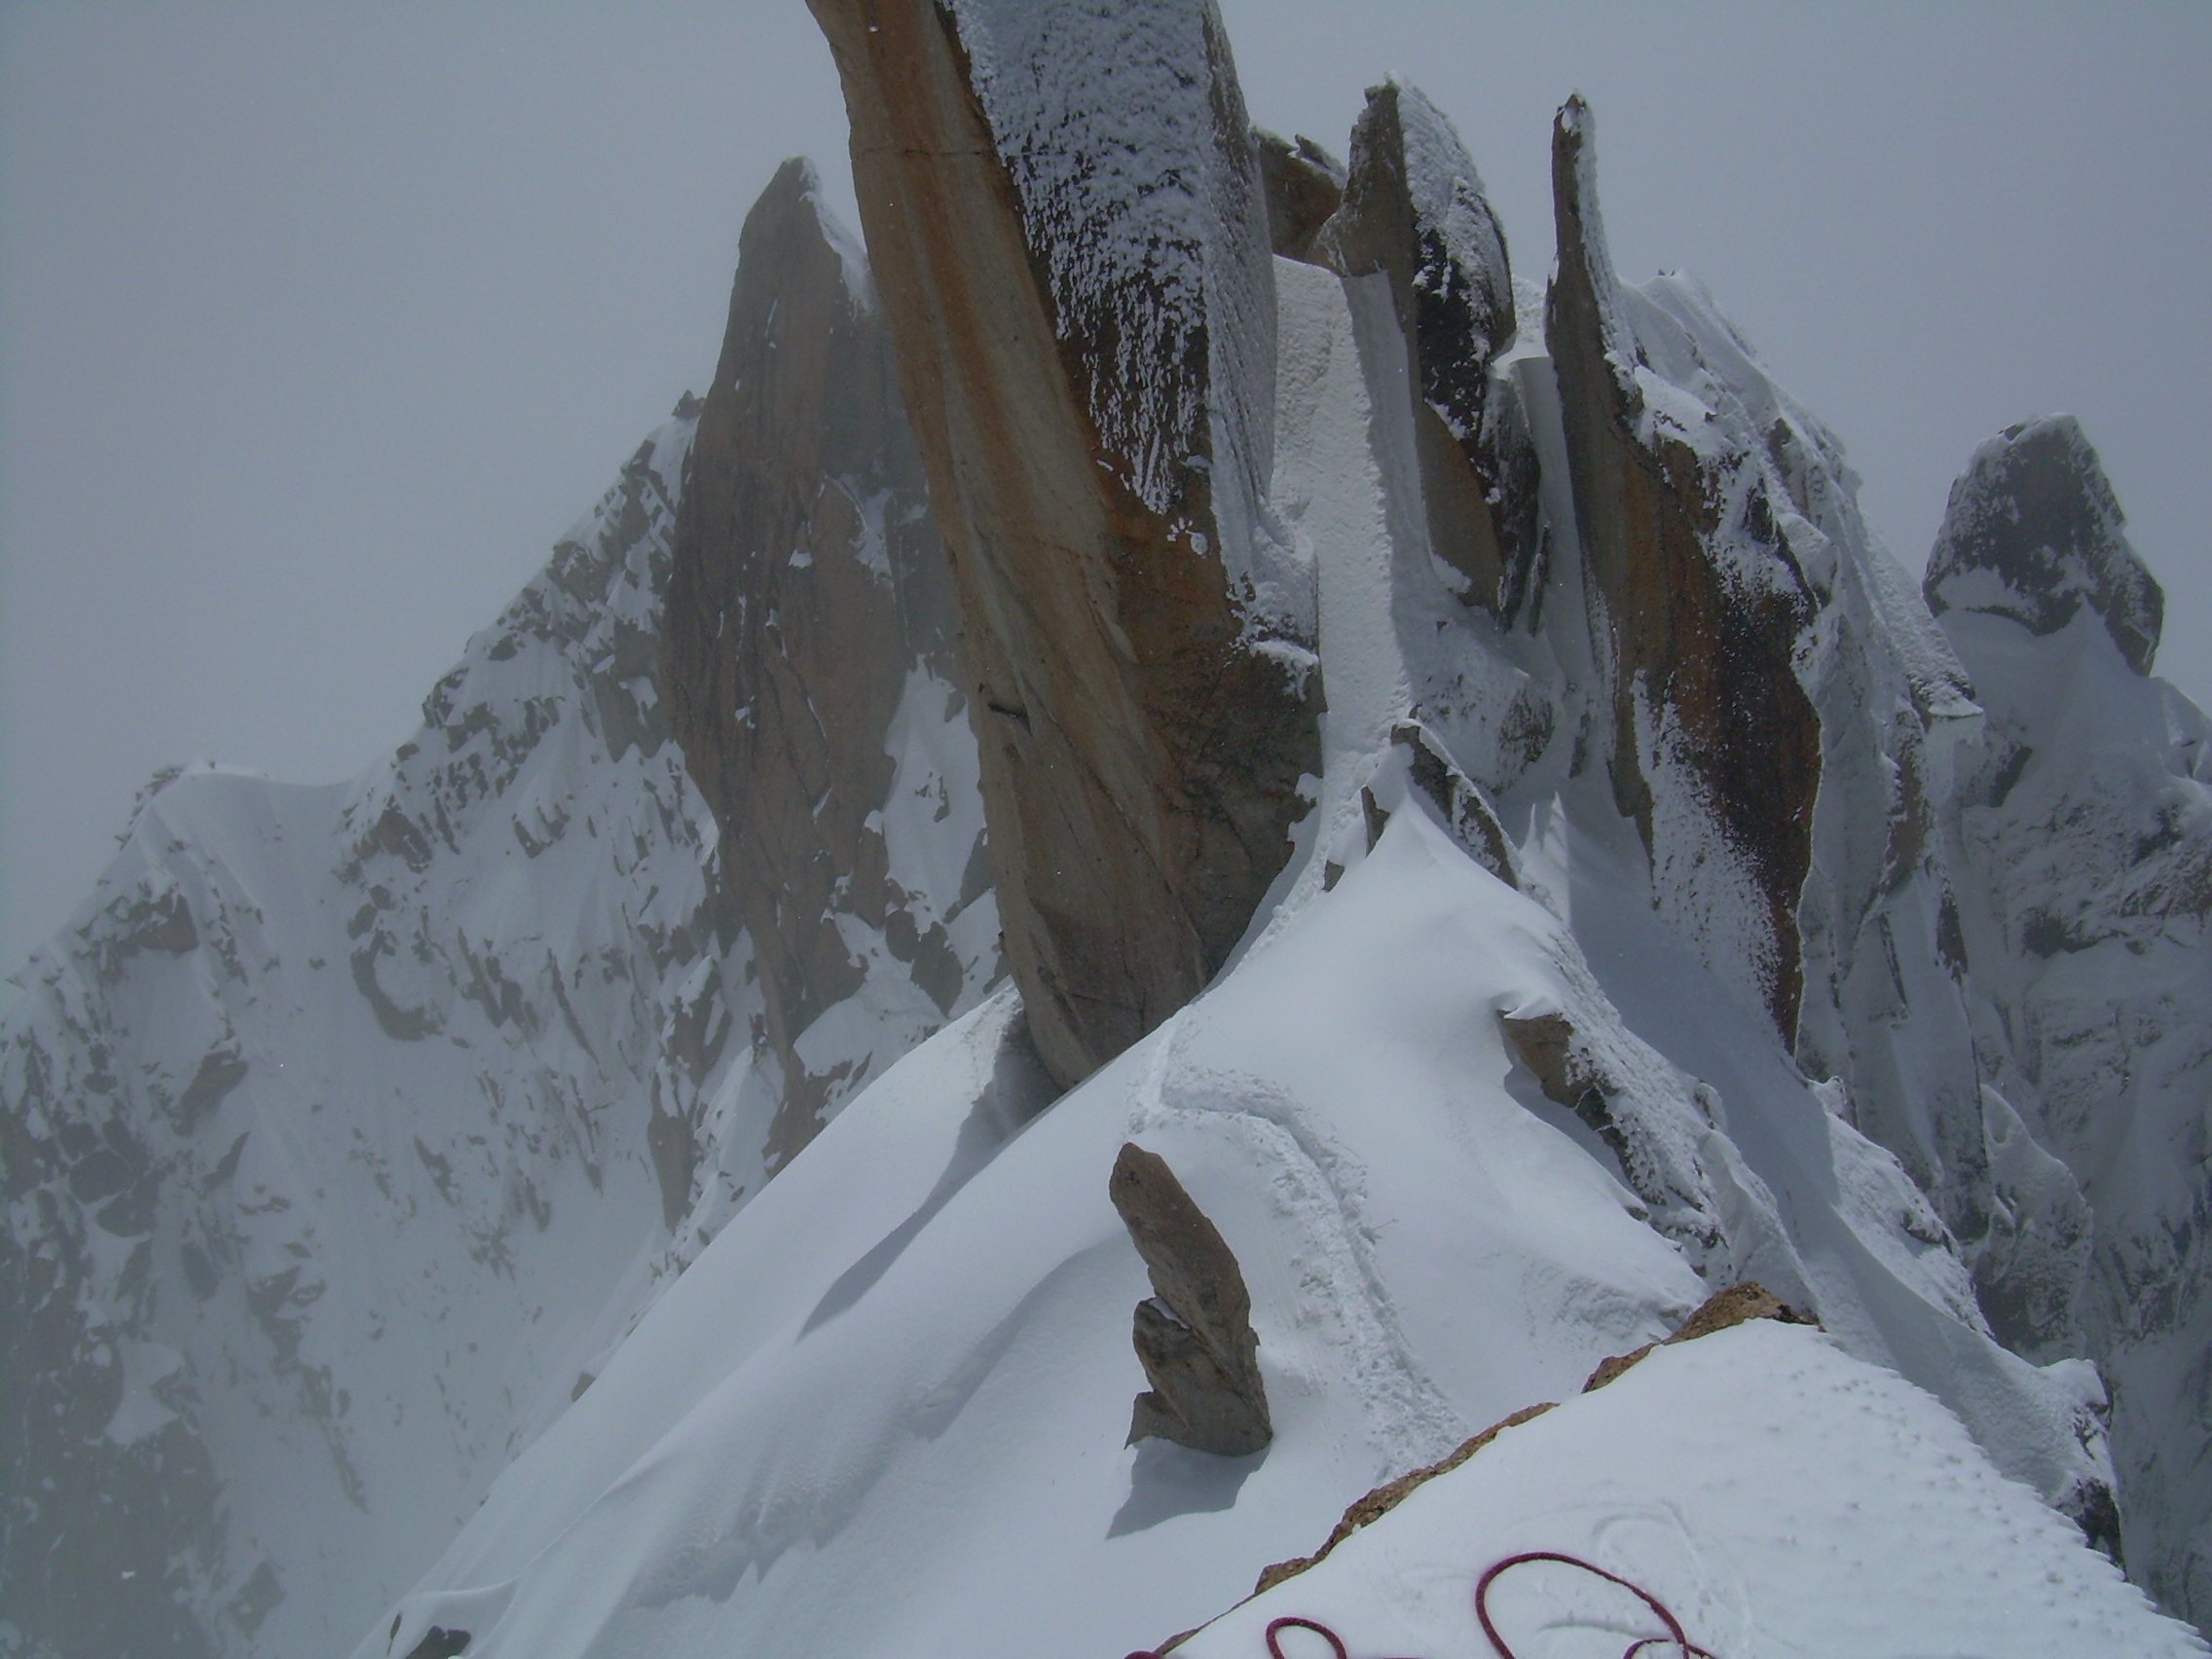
[809,0,1320,1089]
[1109,1142,1271,1456]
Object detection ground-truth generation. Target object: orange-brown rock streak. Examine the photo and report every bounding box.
[661,158,961,1163]
[1545,97,1820,1041]
[809,0,1319,1088]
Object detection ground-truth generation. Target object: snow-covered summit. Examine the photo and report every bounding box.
[1928,412,2164,675]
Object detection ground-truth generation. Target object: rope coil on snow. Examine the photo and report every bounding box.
[1124,1549,1717,1659]
[1475,1552,1718,1659]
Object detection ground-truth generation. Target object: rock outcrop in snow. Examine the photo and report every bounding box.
[661,156,994,1168]
[809,0,1321,1089]
[1931,416,2212,1625]
[1110,1141,1272,1456]
[1927,414,2164,675]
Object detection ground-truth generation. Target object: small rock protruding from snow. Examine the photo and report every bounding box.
[1925,413,2164,676]
[1581,1278,1810,1391]
[1110,1141,1272,1456]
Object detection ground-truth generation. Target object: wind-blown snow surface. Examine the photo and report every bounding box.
[360,254,2143,1659]
[0,411,994,1659]
[1186,1322,2194,1659]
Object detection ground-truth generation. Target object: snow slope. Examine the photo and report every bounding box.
[357,242,2140,1659]
[1180,1320,2196,1659]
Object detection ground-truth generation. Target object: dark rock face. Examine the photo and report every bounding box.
[1392,721,1518,888]
[1253,129,1343,264]
[809,0,1321,1090]
[1544,95,1822,1041]
[661,157,983,1164]
[1314,80,1541,619]
[1926,415,2162,675]
[1109,1142,1271,1456]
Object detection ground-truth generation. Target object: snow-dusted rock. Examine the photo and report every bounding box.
[1252,129,1343,266]
[660,157,994,1169]
[1540,96,2015,1313]
[1928,413,2164,675]
[810,0,1320,1088]
[1315,79,1540,620]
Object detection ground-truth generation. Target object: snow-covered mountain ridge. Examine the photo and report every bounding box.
[8,0,2211,1653]
[2,164,996,1659]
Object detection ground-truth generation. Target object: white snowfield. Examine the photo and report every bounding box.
[1182,1320,2198,1659]
[363,807,1701,1659]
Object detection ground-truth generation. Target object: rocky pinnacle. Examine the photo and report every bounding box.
[807,0,1320,1089]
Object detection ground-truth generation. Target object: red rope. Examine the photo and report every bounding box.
[1124,1549,1716,1659]
[1475,1551,1718,1659]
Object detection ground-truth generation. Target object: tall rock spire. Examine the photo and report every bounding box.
[808,0,1320,1088]
[661,156,992,1166]
[1545,94,1824,1042]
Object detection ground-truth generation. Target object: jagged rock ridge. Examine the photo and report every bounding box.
[661,156,996,1169]
[11,6,2211,1652]
[1,166,995,1659]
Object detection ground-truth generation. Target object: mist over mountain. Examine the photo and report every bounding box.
[6,4,2209,1656]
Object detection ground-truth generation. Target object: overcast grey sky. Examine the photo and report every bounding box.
[4,1,2207,976]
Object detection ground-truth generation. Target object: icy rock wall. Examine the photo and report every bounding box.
[661,157,999,1171]
[1539,97,2012,1276]
[809,0,1321,1089]
[1931,417,2212,1626]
